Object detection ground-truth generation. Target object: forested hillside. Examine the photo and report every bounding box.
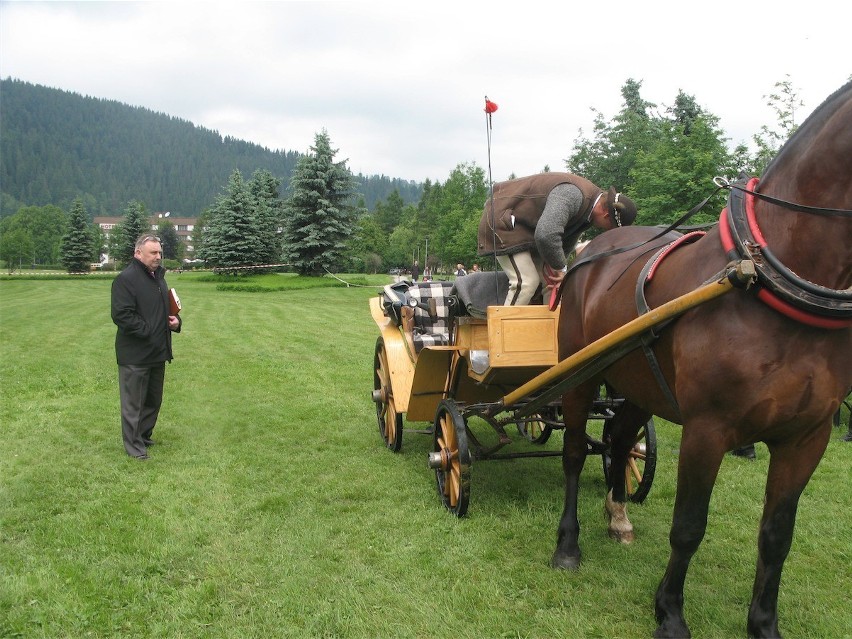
[0,78,422,219]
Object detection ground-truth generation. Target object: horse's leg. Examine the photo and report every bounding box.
[550,383,596,570]
[747,428,830,639]
[605,401,652,543]
[654,422,726,639]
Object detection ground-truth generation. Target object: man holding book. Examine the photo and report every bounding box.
[111,234,182,460]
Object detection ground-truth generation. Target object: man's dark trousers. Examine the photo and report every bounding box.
[119,363,165,457]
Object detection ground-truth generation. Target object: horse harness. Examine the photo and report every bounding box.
[623,176,851,418]
[719,176,852,329]
[634,232,707,419]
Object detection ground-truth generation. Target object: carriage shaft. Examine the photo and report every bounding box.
[498,260,755,412]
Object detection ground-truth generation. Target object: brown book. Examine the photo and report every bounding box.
[169,288,182,315]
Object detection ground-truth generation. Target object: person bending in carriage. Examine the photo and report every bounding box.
[477,172,638,305]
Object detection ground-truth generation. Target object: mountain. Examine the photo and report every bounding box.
[0,78,422,219]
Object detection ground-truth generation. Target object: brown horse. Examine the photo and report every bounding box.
[551,80,852,638]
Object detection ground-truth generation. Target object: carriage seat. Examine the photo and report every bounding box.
[451,271,510,318]
[381,280,456,353]
[407,281,455,352]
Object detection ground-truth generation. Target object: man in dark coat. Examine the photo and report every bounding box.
[478,172,637,305]
[111,234,182,460]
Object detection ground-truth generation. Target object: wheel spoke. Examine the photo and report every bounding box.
[448,465,460,505]
[432,401,470,516]
[627,458,642,488]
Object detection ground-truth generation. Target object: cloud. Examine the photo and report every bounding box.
[2,0,849,184]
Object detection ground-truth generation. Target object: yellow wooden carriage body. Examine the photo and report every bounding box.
[370,295,559,423]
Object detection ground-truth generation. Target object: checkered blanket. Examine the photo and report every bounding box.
[381,281,454,352]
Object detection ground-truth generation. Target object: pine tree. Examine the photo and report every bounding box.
[248,168,284,266]
[113,200,151,266]
[60,198,95,273]
[282,130,361,276]
[198,170,263,271]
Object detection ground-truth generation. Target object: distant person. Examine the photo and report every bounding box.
[477,172,637,305]
[111,234,182,460]
[411,260,420,282]
[423,265,432,282]
[471,263,480,273]
[455,263,467,277]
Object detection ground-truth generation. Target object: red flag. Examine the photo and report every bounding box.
[484,98,498,114]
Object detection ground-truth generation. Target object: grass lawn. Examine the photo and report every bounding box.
[1,273,849,638]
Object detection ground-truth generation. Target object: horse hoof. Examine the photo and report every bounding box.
[550,552,581,571]
[653,623,691,638]
[608,528,635,544]
[653,617,692,638]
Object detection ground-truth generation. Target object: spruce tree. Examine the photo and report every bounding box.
[113,200,151,266]
[248,168,284,266]
[60,198,96,273]
[198,170,262,271]
[282,130,361,276]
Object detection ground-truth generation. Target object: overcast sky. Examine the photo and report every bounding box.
[1,1,849,185]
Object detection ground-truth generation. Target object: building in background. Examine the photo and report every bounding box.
[94,213,197,262]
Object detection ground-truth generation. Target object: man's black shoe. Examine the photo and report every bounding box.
[133,454,150,461]
[143,438,156,446]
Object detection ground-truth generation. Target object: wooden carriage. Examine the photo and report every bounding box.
[370,272,657,516]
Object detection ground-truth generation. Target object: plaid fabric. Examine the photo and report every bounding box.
[408,281,454,352]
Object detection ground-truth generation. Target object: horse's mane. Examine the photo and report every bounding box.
[762,80,852,178]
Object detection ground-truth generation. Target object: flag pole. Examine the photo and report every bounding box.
[484,96,499,298]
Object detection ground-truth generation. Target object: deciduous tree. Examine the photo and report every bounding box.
[157,219,182,261]
[0,227,34,273]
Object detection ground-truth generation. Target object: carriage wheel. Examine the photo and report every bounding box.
[373,337,403,452]
[602,417,657,504]
[517,409,555,444]
[431,400,471,517]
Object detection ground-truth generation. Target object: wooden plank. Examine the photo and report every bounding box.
[487,305,560,367]
[500,263,753,409]
[406,346,456,422]
[370,296,415,413]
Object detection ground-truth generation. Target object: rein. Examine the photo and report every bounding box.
[559,175,851,329]
[564,181,726,279]
[717,175,852,218]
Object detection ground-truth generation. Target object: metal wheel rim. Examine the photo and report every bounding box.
[603,417,657,504]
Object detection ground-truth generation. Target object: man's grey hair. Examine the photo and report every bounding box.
[135,234,161,250]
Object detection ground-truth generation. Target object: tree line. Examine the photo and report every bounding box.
[1,76,820,275]
[349,76,813,275]
[0,78,422,219]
